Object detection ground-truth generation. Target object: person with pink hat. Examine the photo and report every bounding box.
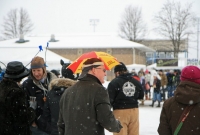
[158,65,200,135]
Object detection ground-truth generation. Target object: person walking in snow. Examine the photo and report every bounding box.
[158,70,168,101]
[58,58,122,135]
[149,73,161,107]
[42,78,76,135]
[158,65,200,135]
[107,62,144,135]
[0,61,36,135]
[22,56,57,135]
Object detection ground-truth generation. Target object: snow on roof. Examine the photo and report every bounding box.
[0,48,71,70]
[0,34,155,52]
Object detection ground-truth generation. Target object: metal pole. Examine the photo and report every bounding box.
[90,19,99,32]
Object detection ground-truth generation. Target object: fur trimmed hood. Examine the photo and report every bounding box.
[49,78,77,90]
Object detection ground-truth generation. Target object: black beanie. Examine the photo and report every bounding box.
[114,62,127,73]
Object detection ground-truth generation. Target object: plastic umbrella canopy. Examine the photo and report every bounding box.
[67,51,120,73]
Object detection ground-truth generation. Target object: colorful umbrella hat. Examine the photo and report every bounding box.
[67,51,120,73]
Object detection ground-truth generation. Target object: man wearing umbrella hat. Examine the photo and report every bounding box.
[58,58,122,135]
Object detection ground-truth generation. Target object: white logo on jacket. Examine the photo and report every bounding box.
[122,81,136,97]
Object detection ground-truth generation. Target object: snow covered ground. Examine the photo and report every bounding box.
[103,81,162,135]
[104,100,162,135]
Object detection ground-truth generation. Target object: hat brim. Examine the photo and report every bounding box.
[4,68,30,79]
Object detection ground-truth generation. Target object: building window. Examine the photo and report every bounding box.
[77,49,82,55]
[166,52,174,58]
[106,49,112,54]
[159,52,165,58]
[146,52,153,58]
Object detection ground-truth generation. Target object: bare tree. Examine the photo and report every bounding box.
[119,5,147,42]
[2,8,33,39]
[154,0,196,58]
[2,9,18,39]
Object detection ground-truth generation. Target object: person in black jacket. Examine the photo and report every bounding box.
[107,62,144,135]
[22,56,57,135]
[166,70,175,98]
[43,78,76,135]
[0,61,36,135]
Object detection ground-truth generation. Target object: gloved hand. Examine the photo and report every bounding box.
[164,85,167,89]
[29,101,37,110]
[116,119,123,130]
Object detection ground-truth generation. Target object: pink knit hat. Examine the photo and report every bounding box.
[145,69,149,74]
[180,65,200,85]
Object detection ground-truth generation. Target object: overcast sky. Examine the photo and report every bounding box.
[0,0,200,58]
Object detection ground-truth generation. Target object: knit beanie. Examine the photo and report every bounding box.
[114,62,127,73]
[31,56,46,69]
[180,65,200,85]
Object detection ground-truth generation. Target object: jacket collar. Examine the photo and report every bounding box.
[79,74,102,86]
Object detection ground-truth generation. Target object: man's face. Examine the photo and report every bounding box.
[93,65,106,84]
[32,68,44,80]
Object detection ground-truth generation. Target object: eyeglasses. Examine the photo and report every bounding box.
[95,68,106,73]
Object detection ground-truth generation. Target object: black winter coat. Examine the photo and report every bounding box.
[43,78,76,135]
[22,71,57,132]
[58,74,122,135]
[107,73,144,110]
[0,79,36,135]
[153,78,161,93]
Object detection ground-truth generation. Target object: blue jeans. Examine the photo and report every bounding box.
[30,126,49,135]
[153,92,161,102]
[167,85,175,98]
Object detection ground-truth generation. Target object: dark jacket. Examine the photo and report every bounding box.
[58,74,122,135]
[22,71,57,132]
[166,73,175,86]
[107,73,144,110]
[174,74,181,87]
[158,81,200,135]
[0,79,36,135]
[43,78,76,135]
[153,78,161,93]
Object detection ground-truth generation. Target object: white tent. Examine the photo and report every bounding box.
[0,48,71,70]
[126,64,146,73]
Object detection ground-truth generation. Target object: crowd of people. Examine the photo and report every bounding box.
[0,56,200,135]
[133,67,181,107]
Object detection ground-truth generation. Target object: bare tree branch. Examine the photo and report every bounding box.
[119,5,147,43]
[154,0,196,57]
[1,8,34,39]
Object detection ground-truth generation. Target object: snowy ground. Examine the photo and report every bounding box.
[103,81,162,135]
[104,100,162,135]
